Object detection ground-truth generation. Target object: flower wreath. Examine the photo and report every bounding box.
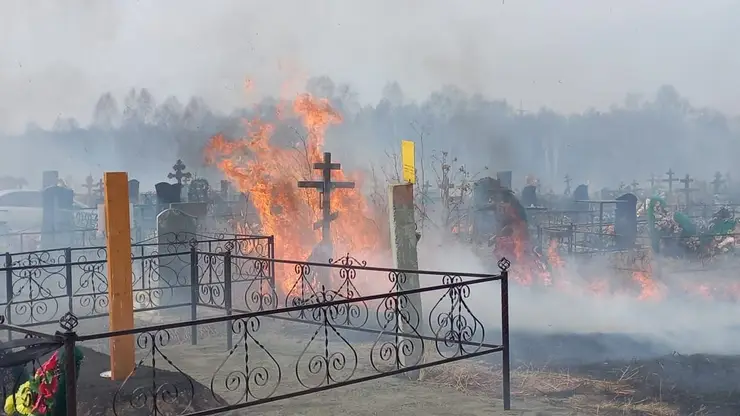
[4,352,60,416]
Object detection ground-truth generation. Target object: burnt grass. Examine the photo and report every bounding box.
[497,330,740,415]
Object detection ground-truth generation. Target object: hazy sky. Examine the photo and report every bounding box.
[1,0,739,133]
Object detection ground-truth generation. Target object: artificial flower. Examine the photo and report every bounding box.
[4,381,33,415]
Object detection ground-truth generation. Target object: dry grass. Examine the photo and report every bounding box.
[422,360,687,416]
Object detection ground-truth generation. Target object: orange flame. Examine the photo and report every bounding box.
[206,90,385,294]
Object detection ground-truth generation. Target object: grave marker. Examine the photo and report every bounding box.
[297,152,355,260]
[663,169,679,194]
[712,172,725,195]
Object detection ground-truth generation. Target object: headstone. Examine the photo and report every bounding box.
[573,184,589,211]
[156,209,197,307]
[220,180,230,200]
[169,202,209,220]
[155,182,181,205]
[496,171,512,189]
[42,171,59,190]
[128,179,140,204]
[41,185,75,248]
[388,183,424,380]
[614,193,638,249]
[187,178,210,203]
[521,185,538,207]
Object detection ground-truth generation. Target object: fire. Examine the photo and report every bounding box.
[206,90,384,294]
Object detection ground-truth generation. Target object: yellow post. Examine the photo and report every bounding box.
[401,140,416,184]
[104,172,135,380]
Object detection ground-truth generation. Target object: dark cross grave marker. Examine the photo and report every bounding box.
[93,178,104,204]
[663,169,679,194]
[297,152,355,254]
[712,172,725,195]
[618,182,627,193]
[168,159,192,186]
[678,174,698,207]
[647,173,658,192]
[564,174,572,196]
[82,175,95,206]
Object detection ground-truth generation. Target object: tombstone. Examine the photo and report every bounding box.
[42,171,59,190]
[521,185,538,207]
[156,209,197,307]
[220,180,230,200]
[41,185,75,248]
[188,178,211,203]
[155,182,181,205]
[573,184,589,211]
[496,171,512,189]
[614,193,638,249]
[128,179,140,204]
[169,202,209,222]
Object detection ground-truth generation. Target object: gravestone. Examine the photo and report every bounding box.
[42,171,59,189]
[220,180,230,200]
[496,171,512,189]
[128,179,140,204]
[155,182,181,206]
[573,184,589,210]
[169,202,209,224]
[41,185,75,248]
[614,193,638,249]
[156,209,197,307]
[521,185,538,207]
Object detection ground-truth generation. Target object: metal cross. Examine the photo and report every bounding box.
[564,174,572,196]
[297,152,355,252]
[82,175,95,205]
[711,172,725,194]
[647,173,658,191]
[678,174,697,207]
[663,169,679,194]
[168,159,192,186]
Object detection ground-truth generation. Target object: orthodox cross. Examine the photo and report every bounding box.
[663,169,679,194]
[82,175,95,206]
[678,174,698,207]
[646,173,658,191]
[168,159,192,186]
[711,172,725,194]
[297,152,355,249]
[618,182,627,192]
[563,174,572,196]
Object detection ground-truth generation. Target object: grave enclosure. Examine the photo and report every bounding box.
[0,160,512,415]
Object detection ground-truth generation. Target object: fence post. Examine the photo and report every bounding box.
[499,260,511,411]
[65,248,73,316]
[224,250,233,350]
[4,252,12,341]
[267,236,276,292]
[190,245,198,345]
[63,330,78,416]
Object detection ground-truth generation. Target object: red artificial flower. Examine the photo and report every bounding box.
[38,377,58,400]
[32,394,48,415]
[39,352,58,374]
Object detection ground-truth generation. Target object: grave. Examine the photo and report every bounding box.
[156,208,197,307]
[614,193,638,249]
[41,185,75,249]
[128,179,140,204]
[496,171,512,190]
[521,184,538,207]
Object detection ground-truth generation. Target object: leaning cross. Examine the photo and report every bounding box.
[297,152,355,251]
[711,172,725,194]
[663,169,679,194]
[168,159,192,186]
[564,174,572,196]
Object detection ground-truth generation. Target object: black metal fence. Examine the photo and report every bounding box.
[0,254,512,415]
[0,233,274,334]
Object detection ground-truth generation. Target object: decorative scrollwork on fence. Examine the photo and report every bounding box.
[296,287,358,389]
[370,270,425,372]
[113,330,196,416]
[327,255,369,328]
[210,317,281,404]
[5,259,66,325]
[198,253,225,307]
[428,275,485,358]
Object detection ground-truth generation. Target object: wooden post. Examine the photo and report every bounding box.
[104,172,135,380]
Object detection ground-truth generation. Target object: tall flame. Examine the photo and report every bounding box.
[206,92,384,293]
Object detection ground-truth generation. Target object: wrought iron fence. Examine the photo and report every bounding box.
[0,256,512,415]
[0,234,275,334]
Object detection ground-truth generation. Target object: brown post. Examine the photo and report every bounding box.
[104,172,135,380]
